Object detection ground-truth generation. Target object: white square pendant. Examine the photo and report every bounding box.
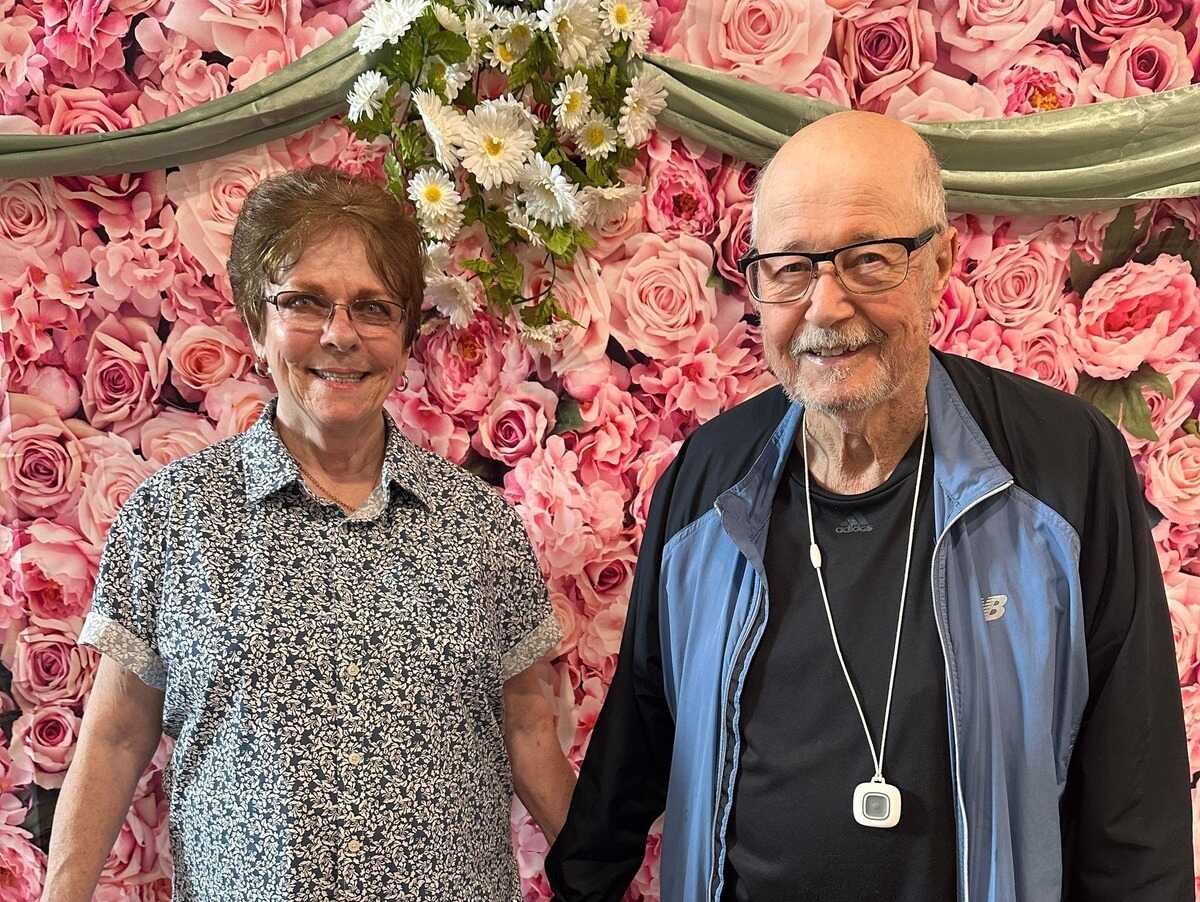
[853,781,901,829]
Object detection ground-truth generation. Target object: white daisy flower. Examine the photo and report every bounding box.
[577,183,641,226]
[537,0,607,69]
[459,100,537,189]
[412,89,466,169]
[426,273,479,327]
[408,168,465,241]
[519,155,578,228]
[489,9,538,71]
[432,2,465,33]
[425,241,453,273]
[443,63,473,100]
[553,71,592,131]
[576,113,617,158]
[347,70,390,122]
[464,11,492,65]
[600,0,650,54]
[618,70,667,146]
[354,0,429,54]
[519,318,573,353]
[506,204,546,247]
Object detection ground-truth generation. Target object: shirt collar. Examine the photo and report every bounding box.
[241,398,432,510]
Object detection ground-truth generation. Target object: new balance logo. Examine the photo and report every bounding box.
[835,513,873,534]
[982,594,1008,622]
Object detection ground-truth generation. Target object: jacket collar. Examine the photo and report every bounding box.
[240,398,432,510]
[717,350,1013,557]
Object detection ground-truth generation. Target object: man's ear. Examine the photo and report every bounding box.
[929,225,958,309]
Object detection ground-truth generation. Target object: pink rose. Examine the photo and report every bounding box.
[1124,362,1200,457]
[629,829,663,902]
[164,0,302,58]
[582,173,646,264]
[980,40,1084,115]
[163,321,252,403]
[20,365,81,419]
[1066,254,1200,380]
[386,366,471,465]
[82,314,168,438]
[166,141,290,276]
[1060,0,1191,64]
[227,14,346,90]
[1166,570,1200,684]
[204,377,272,437]
[884,69,1004,121]
[576,600,626,682]
[968,222,1072,329]
[0,824,46,898]
[285,121,387,179]
[163,248,236,326]
[0,393,97,520]
[1072,207,1121,265]
[11,704,81,789]
[40,0,129,81]
[714,201,753,293]
[1144,432,1200,526]
[1014,320,1080,394]
[1078,20,1194,101]
[787,54,854,106]
[548,586,584,656]
[138,410,220,466]
[931,277,985,351]
[931,0,1061,78]
[835,0,938,108]
[0,737,35,797]
[77,432,158,546]
[101,786,170,885]
[11,619,98,711]
[1180,684,1200,774]
[36,84,141,135]
[568,672,606,761]
[0,178,78,282]
[12,519,98,622]
[415,316,532,427]
[524,254,612,375]
[631,435,682,532]
[606,233,738,362]
[1155,518,1200,576]
[644,139,718,240]
[943,317,1024,373]
[472,382,559,467]
[711,158,758,211]
[672,0,834,89]
[647,0,687,48]
[503,436,626,579]
[574,543,637,617]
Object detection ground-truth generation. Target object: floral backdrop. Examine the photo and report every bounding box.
[1,0,1200,898]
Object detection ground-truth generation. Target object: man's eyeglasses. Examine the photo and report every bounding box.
[736,227,939,305]
[265,291,407,332]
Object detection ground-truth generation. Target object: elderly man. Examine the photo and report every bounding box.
[546,112,1192,902]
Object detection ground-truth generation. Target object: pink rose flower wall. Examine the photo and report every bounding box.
[1,0,1199,896]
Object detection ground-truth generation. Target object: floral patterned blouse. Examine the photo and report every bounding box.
[80,400,560,902]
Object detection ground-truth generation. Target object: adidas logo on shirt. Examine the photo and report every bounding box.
[835,513,873,534]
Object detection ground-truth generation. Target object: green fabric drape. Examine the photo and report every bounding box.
[2,20,1199,215]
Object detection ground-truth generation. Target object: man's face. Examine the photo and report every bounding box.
[753,166,955,415]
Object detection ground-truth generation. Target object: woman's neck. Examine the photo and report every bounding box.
[272,405,387,484]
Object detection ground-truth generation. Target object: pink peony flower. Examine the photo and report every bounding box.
[166,141,290,276]
[980,40,1085,115]
[630,435,682,532]
[1078,20,1194,101]
[1072,207,1122,265]
[89,236,177,317]
[415,316,532,428]
[566,381,656,492]
[884,69,1004,121]
[1144,431,1200,526]
[1180,684,1200,774]
[101,785,171,886]
[931,277,985,352]
[10,619,98,711]
[284,120,387,179]
[472,381,559,467]
[163,321,253,403]
[568,671,607,761]
[787,54,854,106]
[647,0,687,48]
[1065,254,1200,380]
[385,364,471,465]
[1155,517,1200,577]
[204,377,272,438]
[575,599,627,682]
[11,704,81,789]
[163,248,237,326]
[606,233,739,363]
[227,14,346,90]
[671,0,834,89]
[930,0,1061,78]
[11,518,98,622]
[138,410,220,466]
[134,18,231,122]
[164,0,302,58]
[0,824,46,899]
[1014,319,1080,394]
[0,14,46,116]
[968,222,1072,329]
[0,737,35,797]
[834,0,938,109]
[0,178,78,282]
[644,139,718,241]
[20,365,82,419]
[0,393,97,520]
[943,317,1025,373]
[76,432,158,547]
[81,314,168,439]
[40,0,129,83]
[1166,569,1200,684]
[629,828,663,902]
[1060,0,1191,64]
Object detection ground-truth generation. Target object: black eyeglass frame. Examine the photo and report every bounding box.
[736,226,940,304]
[264,290,408,329]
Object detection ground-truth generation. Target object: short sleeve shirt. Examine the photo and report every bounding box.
[80,401,560,902]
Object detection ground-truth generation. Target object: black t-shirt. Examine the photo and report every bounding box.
[723,432,958,902]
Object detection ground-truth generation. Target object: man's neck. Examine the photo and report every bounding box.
[802,388,927,495]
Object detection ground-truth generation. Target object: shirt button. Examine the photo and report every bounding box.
[345,662,361,678]
[347,751,364,766]
[345,839,362,855]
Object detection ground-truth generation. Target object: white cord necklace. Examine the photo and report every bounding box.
[801,408,929,829]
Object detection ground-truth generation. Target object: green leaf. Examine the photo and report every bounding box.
[553,397,584,434]
[1075,363,1174,442]
[495,249,524,293]
[1068,205,1153,296]
[1184,419,1199,437]
[383,152,406,198]
[482,208,515,246]
[395,33,425,85]
[461,257,495,276]
[545,228,573,256]
[428,30,471,64]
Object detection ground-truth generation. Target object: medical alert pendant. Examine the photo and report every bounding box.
[853,780,902,829]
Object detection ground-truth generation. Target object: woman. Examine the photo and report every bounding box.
[45,167,575,901]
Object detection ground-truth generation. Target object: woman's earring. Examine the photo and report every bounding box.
[254,358,270,377]
[397,375,409,391]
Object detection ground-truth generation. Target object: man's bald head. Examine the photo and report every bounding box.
[750,111,946,247]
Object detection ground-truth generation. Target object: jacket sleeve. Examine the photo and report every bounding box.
[545,448,686,902]
[1060,420,1194,901]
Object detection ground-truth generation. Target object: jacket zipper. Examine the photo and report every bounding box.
[929,479,1012,902]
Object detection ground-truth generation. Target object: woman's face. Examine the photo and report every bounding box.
[251,230,410,440]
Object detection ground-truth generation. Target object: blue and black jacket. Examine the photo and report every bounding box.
[547,350,1192,902]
